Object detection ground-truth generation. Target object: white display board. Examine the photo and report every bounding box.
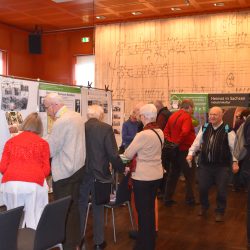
[38,83,82,136]
[81,87,112,125]
[112,100,125,148]
[0,75,39,206]
[0,75,39,136]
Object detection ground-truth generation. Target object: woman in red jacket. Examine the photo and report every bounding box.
[0,112,50,229]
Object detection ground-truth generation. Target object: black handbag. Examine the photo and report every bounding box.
[94,180,112,205]
[163,139,179,160]
[162,113,182,161]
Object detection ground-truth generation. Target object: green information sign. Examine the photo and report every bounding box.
[39,83,81,94]
[170,93,208,113]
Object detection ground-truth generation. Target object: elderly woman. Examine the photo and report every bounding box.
[0,112,50,229]
[124,104,163,250]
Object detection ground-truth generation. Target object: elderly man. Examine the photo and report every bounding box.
[44,93,86,249]
[153,100,172,131]
[164,99,196,206]
[79,105,124,250]
[187,106,239,222]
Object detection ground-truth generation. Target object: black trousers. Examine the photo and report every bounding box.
[164,149,196,202]
[242,156,250,244]
[133,179,161,250]
[52,167,84,250]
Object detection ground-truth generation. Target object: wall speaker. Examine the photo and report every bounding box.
[28,34,42,54]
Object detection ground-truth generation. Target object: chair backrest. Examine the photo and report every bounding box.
[115,174,131,205]
[33,196,72,250]
[0,206,24,250]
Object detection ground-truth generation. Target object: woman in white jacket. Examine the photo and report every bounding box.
[124,104,163,250]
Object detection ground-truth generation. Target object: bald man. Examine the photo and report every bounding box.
[187,107,239,222]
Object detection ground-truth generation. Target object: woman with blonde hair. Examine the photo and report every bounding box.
[0,112,50,229]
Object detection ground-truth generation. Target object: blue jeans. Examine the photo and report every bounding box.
[198,164,229,214]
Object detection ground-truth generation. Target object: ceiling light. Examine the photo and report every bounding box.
[51,0,73,3]
[131,11,143,16]
[214,2,225,6]
[96,16,106,20]
[171,7,182,11]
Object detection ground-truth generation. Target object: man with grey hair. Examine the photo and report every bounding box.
[79,105,124,250]
[44,92,86,249]
[187,106,239,222]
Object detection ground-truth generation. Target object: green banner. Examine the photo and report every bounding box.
[39,83,81,94]
[170,93,208,113]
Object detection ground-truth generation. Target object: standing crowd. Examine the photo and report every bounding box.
[0,94,250,250]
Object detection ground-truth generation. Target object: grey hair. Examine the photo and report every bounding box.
[44,92,64,105]
[87,105,104,120]
[140,104,157,122]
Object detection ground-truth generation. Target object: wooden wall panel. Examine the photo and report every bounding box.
[95,11,250,113]
[0,24,34,78]
[0,23,95,84]
[34,29,94,84]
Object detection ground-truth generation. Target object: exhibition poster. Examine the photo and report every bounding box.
[170,93,208,132]
[208,93,250,128]
[112,99,125,147]
[81,87,112,125]
[39,83,81,136]
[0,75,39,135]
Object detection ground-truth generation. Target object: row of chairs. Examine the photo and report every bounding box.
[0,174,135,250]
[0,196,71,250]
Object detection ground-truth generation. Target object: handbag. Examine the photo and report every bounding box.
[163,139,179,160]
[162,113,182,161]
[94,180,112,205]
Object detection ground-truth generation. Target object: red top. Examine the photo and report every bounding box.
[0,131,51,186]
[163,110,195,151]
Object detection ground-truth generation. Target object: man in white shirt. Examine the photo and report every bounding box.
[186,106,239,222]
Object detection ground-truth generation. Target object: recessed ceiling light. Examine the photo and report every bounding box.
[171,7,182,11]
[214,2,225,6]
[51,0,73,3]
[131,11,143,16]
[96,16,106,20]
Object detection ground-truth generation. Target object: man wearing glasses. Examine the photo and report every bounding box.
[44,93,86,250]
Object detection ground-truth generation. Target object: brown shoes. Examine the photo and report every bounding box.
[215,213,224,222]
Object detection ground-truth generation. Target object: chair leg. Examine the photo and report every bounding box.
[83,202,91,237]
[126,201,135,230]
[105,207,108,226]
[111,208,116,243]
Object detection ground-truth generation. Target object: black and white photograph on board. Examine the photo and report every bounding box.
[1,81,29,111]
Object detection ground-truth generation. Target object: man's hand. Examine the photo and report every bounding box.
[232,162,240,174]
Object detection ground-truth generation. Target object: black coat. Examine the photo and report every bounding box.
[85,118,124,182]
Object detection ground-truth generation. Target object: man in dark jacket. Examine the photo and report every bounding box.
[241,114,250,247]
[154,100,172,130]
[79,105,124,250]
[153,100,172,196]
